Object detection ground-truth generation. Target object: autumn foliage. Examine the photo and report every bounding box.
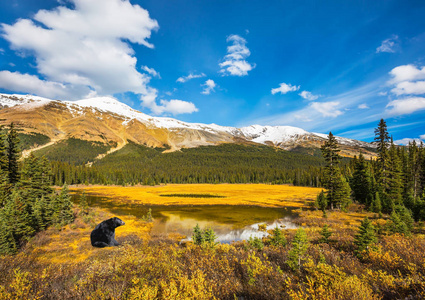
[0,203,424,299]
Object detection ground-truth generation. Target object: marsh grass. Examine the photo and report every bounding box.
[1,186,425,299]
[160,193,226,198]
[69,184,323,207]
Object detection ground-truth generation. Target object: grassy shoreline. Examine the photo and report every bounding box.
[68,183,323,208]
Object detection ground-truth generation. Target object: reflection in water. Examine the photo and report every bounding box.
[215,218,298,243]
[71,192,299,243]
[151,210,298,243]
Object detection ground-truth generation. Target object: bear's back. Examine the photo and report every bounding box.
[91,221,114,246]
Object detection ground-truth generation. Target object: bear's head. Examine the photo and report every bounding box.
[109,217,125,228]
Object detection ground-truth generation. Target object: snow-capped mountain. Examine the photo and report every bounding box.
[0,93,375,157]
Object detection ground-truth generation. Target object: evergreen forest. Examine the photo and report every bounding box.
[46,142,326,186]
[0,124,74,255]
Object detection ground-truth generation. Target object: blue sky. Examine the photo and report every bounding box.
[1,0,425,143]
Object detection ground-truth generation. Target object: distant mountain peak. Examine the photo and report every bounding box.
[0,93,375,158]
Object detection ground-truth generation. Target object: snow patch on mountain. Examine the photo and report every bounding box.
[240,125,309,144]
[0,93,373,148]
[0,93,52,109]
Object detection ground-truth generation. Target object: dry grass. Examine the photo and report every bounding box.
[294,204,377,230]
[2,185,425,299]
[22,207,152,264]
[69,184,323,208]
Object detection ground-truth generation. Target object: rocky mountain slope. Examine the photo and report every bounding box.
[0,93,376,158]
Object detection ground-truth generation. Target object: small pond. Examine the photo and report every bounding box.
[71,192,299,243]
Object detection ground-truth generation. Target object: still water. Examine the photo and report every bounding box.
[71,192,299,243]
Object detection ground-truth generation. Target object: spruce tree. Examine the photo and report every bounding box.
[203,227,217,246]
[6,123,20,185]
[371,192,382,213]
[315,190,327,212]
[269,226,287,247]
[354,217,377,258]
[388,211,409,235]
[7,191,35,243]
[287,228,309,270]
[52,184,74,227]
[32,196,49,231]
[333,170,352,211]
[59,184,74,226]
[321,132,351,210]
[318,224,332,244]
[0,171,9,207]
[78,191,89,216]
[192,224,204,245]
[408,141,421,199]
[374,119,391,211]
[351,153,372,206]
[387,138,402,209]
[394,205,414,232]
[0,211,17,255]
[0,126,7,172]
[419,142,425,201]
[0,126,8,204]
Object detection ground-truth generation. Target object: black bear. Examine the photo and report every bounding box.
[90,217,125,248]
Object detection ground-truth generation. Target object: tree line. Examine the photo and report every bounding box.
[47,142,325,187]
[0,124,74,255]
[318,118,425,223]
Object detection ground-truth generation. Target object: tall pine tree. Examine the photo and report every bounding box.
[6,123,20,185]
[321,132,351,210]
[387,138,403,210]
[0,126,9,206]
[351,153,372,206]
[374,119,391,212]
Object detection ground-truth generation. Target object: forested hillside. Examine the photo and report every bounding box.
[47,142,326,186]
[35,138,112,165]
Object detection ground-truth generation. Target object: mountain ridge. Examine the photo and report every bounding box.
[0,93,376,158]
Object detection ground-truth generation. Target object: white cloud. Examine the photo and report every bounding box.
[141,66,160,78]
[140,87,159,113]
[376,35,399,53]
[158,99,198,115]
[201,79,216,95]
[271,83,299,95]
[391,80,425,95]
[219,34,255,76]
[394,138,422,146]
[420,134,425,140]
[176,73,206,83]
[386,97,425,115]
[1,0,159,100]
[385,64,425,115]
[358,104,369,109]
[244,81,384,135]
[384,64,425,116]
[389,64,425,84]
[311,101,343,117]
[0,70,91,99]
[299,90,319,101]
[378,91,388,96]
[140,87,198,115]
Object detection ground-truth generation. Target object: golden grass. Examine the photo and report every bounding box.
[70,184,323,208]
[25,207,152,264]
[25,184,322,265]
